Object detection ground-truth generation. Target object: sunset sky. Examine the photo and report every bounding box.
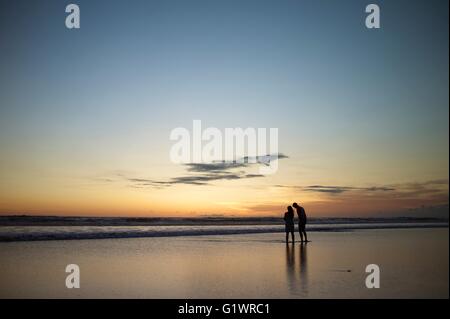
[0,0,448,217]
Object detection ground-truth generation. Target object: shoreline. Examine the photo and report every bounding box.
[0,222,448,242]
[0,215,447,226]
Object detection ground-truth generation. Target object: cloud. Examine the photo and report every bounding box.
[114,154,286,188]
[171,173,254,185]
[184,162,248,173]
[275,179,448,198]
[242,180,448,217]
[184,153,289,173]
[301,185,395,194]
[124,172,264,187]
[243,153,289,165]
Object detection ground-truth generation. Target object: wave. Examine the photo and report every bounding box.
[0,215,447,226]
[0,222,447,242]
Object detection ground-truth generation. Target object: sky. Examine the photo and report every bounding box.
[0,0,448,217]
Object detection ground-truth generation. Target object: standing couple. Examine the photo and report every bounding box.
[283,202,308,244]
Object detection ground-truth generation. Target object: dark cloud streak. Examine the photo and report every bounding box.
[117,154,286,188]
[275,180,448,198]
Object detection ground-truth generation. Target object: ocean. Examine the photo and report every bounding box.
[0,216,447,241]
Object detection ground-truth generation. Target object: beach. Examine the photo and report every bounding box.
[0,227,448,298]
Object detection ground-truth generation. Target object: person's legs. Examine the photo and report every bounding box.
[291,231,295,244]
[299,224,305,242]
[303,230,308,242]
[286,232,289,244]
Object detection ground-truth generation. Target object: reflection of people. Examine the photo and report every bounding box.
[298,242,308,294]
[285,243,299,295]
[284,238,308,297]
[293,202,308,243]
[286,244,295,268]
[299,242,307,273]
[283,206,295,244]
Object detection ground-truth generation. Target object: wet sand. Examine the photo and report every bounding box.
[0,228,448,298]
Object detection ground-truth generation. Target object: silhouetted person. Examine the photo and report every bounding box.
[293,202,308,243]
[283,206,295,244]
